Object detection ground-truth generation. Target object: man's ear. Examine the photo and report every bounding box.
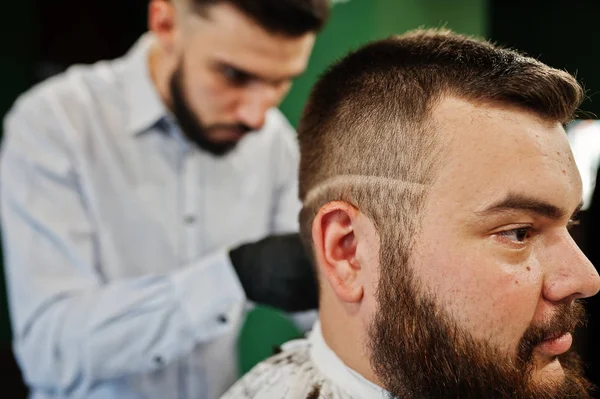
[148,0,177,51]
[312,201,365,303]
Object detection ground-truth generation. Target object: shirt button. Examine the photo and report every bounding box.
[184,215,196,224]
[153,355,164,366]
[217,314,228,324]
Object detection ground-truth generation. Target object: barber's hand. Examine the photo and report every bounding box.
[229,233,318,312]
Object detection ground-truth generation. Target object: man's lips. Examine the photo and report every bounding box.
[536,332,573,357]
[212,128,248,141]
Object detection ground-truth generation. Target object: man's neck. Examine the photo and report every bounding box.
[310,319,389,399]
[319,304,382,388]
[148,40,176,113]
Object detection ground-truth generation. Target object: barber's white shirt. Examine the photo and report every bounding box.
[221,321,390,398]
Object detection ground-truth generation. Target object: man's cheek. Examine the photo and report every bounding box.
[477,280,540,355]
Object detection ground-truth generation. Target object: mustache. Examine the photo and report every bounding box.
[517,301,586,364]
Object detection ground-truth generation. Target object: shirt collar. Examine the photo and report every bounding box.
[122,33,169,135]
[308,321,391,399]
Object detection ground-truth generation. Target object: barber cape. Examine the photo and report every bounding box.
[221,321,390,399]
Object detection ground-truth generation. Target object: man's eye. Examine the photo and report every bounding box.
[222,67,250,86]
[497,227,530,243]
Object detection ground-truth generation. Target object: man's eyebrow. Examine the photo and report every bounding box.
[475,193,580,220]
[216,61,302,85]
[214,61,257,79]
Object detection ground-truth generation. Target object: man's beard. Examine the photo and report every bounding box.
[368,244,592,399]
[169,62,252,156]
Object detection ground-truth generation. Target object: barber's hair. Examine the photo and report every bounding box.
[188,0,330,36]
[298,28,584,255]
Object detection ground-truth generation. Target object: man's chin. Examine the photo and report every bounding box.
[184,135,238,156]
[525,354,592,398]
[530,356,566,385]
[197,132,249,156]
[204,141,239,156]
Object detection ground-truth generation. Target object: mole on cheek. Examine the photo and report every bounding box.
[526,266,531,271]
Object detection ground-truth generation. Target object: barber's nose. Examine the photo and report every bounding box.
[543,233,600,303]
[236,87,280,130]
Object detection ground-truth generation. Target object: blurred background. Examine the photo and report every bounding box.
[3,0,600,397]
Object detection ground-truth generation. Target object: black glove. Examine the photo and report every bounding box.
[229,233,318,312]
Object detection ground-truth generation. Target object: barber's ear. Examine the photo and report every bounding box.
[148,0,177,50]
[312,201,364,303]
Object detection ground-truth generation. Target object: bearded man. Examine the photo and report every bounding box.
[221,28,600,399]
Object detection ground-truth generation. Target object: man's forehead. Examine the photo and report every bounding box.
[432,96,566,144]
[429,104,580,213]
[185,4,315,78]
[430,97,576,176]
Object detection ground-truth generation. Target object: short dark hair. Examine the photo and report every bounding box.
[190,0,330,36]
[298,28,584,254]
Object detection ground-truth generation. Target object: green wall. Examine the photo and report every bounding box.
[280,0,489,126]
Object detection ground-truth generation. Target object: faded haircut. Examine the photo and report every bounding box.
[297,28,584,261]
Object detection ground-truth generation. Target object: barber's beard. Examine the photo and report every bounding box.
[368,247,592,399]
[169,63,251,156]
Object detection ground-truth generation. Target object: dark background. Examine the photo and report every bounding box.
[3,0,600,396]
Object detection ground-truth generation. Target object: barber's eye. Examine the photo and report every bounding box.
[498,227,530,242]
[222,66,250,86]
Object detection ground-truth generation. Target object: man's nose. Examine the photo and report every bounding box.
[236,86,282,131]
[542,232,600,303]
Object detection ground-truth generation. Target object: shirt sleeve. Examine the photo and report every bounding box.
[0,98,246,397]
[269,111,303,234]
